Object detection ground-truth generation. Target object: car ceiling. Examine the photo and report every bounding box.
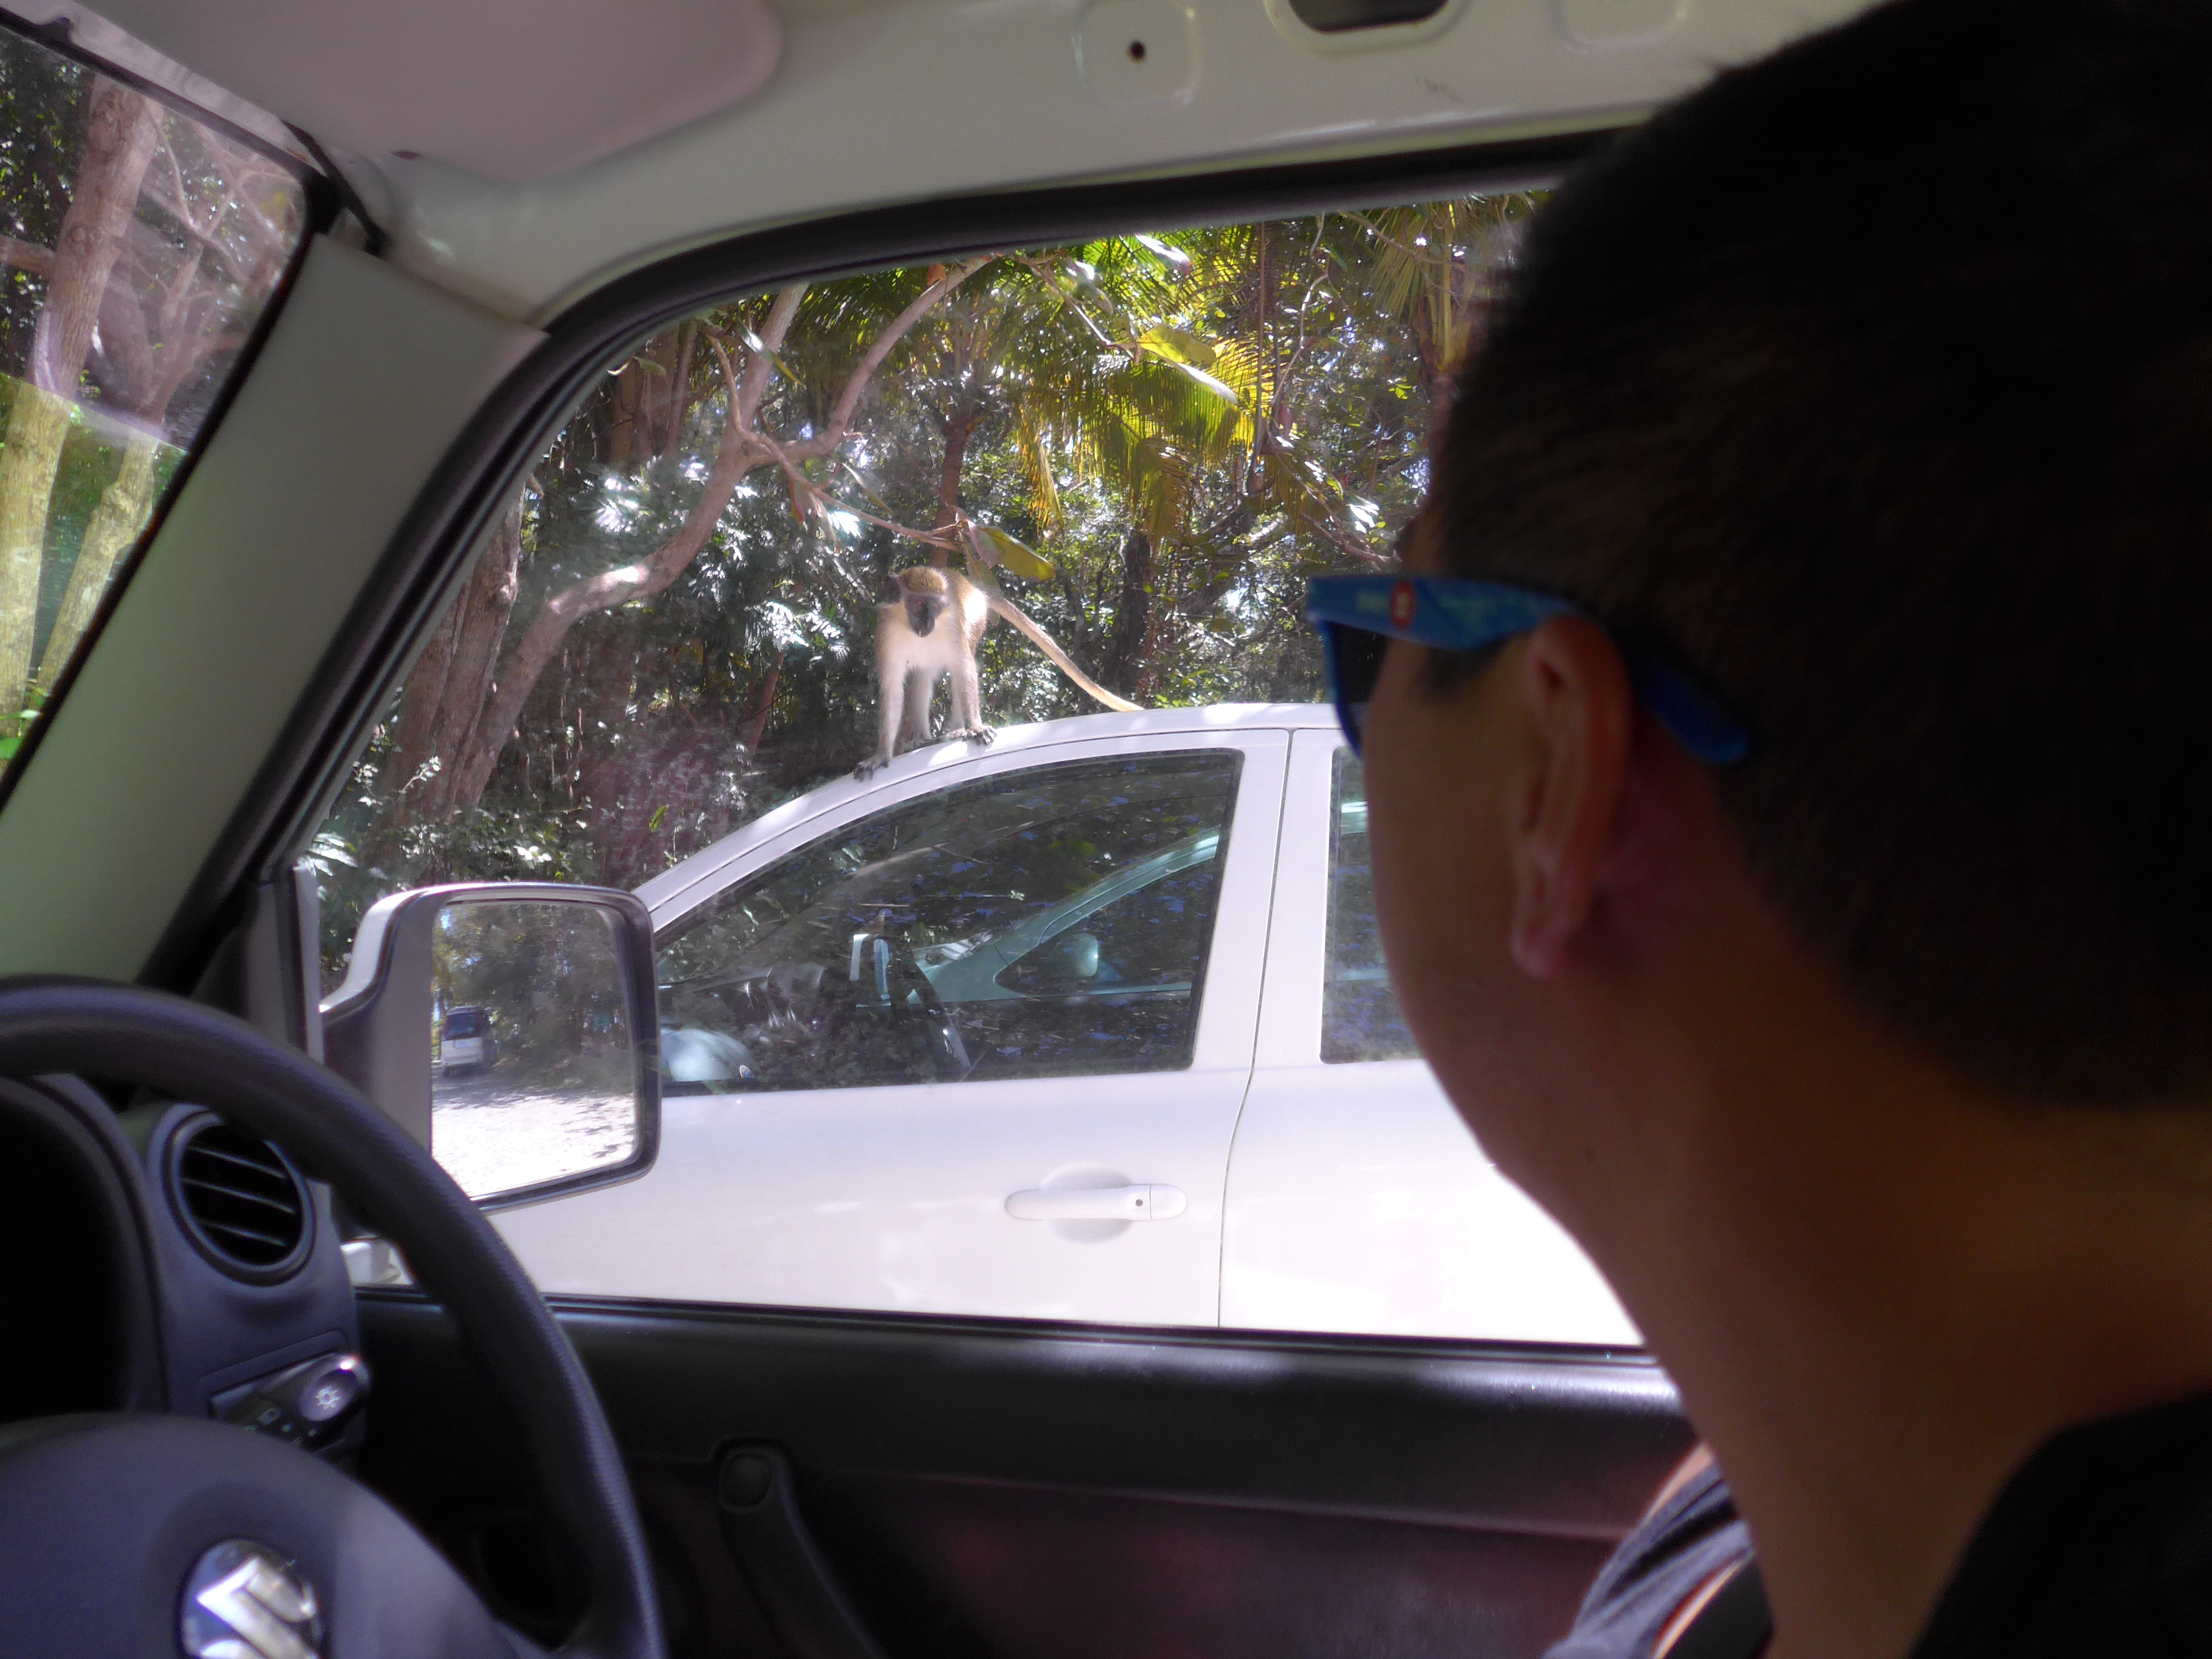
[49,0,1872,324]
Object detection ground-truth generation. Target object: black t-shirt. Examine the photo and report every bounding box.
[1545,1456,1755,1659]
[1550,1391,2212,1659]
[1908,1388,2212,1655]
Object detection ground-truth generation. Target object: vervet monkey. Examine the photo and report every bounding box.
[858,566,1140,778]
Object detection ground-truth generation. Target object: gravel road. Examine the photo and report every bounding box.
[431,1069,637,1199]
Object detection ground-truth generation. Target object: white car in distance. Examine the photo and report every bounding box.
[489,703,1637,1345]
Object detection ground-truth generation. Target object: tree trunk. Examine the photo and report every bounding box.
[737,654,781,757]
[378,492,526,827]
[386,586,465,804]
[1101,527,1152,698]
[431,497,526,812]
[651,324,696,458]
[448,416,763,811]
[31,434,159,690]
[31,239,244,695]
[933,404,974,568]
[0,80,160,731]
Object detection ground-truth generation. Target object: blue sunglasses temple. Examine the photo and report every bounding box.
[1307,579,1748,766]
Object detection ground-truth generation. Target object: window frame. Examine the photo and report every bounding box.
[1255,721,1380,1068]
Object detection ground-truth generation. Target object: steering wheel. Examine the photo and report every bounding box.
[872,935,972,1080]
[0,977,664,1659]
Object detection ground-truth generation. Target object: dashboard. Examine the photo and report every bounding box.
[0,1076,366,1449]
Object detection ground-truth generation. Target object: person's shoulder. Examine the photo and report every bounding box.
[1913,1389,2212,1658]
[1546,1454,1754,1659]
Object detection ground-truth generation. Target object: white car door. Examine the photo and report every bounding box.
[494,722,1287,1326]
[1220,726,1638,1344]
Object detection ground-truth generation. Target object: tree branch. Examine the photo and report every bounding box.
[735,284,805,430]
[446,261,993,805]
[0,235,51,278]
[784,258,990,460]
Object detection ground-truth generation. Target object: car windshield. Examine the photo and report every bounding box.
[0,25,311,778]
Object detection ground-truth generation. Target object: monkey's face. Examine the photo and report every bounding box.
[907,594,945,636]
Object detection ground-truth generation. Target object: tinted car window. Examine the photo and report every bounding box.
[1324,747,1420,1063]
[656,751,1239,1090]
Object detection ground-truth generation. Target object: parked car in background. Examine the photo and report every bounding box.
[491,704,1638,1344]
[437,1003,496,1074]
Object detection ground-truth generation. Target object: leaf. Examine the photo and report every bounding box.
[1140,325,1217,368]
[1163,358,1239,405]
[1134,232,1193,270]
[738,327,796,383]
[983,525,1056,581]
[1062,258,1107,304]
[839,460,893,515]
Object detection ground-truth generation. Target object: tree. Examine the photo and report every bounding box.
[439,260,988,812]
[0,77,155,732]
[34,113,301,692]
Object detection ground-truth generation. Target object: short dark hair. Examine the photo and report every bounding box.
[1432,0,2212,1103]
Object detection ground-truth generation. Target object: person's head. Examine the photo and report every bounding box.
[1364,0,2212,1223]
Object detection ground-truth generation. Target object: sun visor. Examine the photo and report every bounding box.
[61,0,781,183]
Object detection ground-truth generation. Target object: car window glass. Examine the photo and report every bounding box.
[1324,747,1420,1063]
[0,29,310,772]
[656,751,1238,1092]
[310,194,1538,983]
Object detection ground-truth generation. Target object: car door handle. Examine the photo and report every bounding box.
[1004,1184,1188,1221]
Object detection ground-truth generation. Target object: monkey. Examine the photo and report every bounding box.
[857,565,1140,778]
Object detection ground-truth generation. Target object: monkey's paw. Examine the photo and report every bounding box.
[959,724,996,748]
[853,756,889,780]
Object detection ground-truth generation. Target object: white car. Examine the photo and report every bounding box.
[436,1004,495,1075]
[491,703,1638,1344]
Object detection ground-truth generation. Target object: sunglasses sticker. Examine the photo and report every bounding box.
[1389,580,1417,629]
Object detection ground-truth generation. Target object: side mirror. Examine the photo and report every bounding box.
[1048,931,1102,981]
[321,882,659,1210]
[999,929,1103,995]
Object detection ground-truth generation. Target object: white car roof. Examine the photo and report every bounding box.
[634,701,1334,921]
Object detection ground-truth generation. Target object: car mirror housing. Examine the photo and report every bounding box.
[321,882,660,1211]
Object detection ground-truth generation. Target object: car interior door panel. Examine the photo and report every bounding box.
[357,1290,1691,1659]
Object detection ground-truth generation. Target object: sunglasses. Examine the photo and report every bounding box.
[1305,575,1750,764]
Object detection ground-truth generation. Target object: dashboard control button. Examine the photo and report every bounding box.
[220,1352,370,1449]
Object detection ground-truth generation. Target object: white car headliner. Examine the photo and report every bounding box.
[56,0,1871,322]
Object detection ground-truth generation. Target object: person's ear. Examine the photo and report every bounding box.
[1505,615,1637,978]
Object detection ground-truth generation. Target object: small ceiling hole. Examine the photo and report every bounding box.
[1127,39,1147,59]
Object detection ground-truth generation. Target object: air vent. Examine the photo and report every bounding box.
[169,1117,311,1282]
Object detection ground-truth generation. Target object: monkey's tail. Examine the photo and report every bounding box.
[982,588,1142,713]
